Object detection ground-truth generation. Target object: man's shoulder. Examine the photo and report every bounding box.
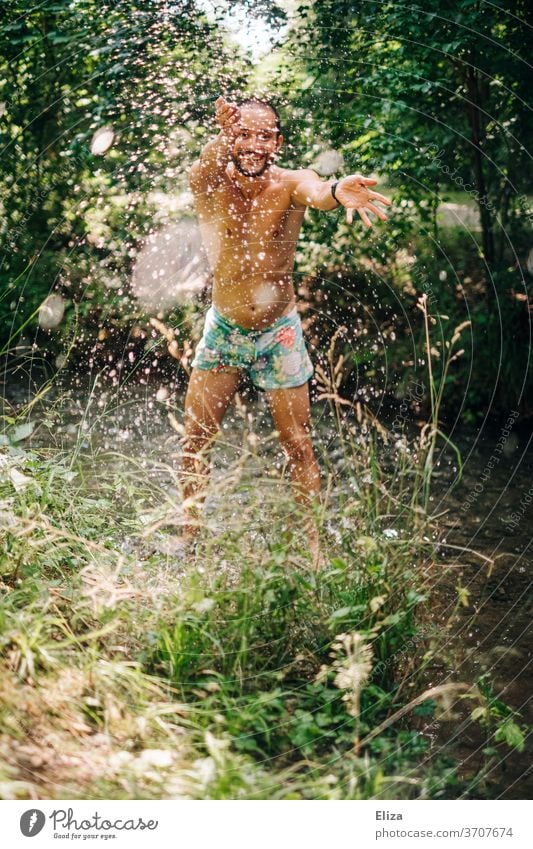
[189,158,229,196]
[189,159,204,195]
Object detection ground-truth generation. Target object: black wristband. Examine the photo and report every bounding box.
[331,180,341,206]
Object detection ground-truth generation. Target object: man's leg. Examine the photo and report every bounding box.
[180,367,242,535]
[266,383,321,560]
[266,382,320,502]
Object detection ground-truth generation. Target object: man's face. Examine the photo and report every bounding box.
[232,106,282,178]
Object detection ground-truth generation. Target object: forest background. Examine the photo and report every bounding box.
[1,0,532,421]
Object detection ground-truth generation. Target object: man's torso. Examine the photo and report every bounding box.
[193,165,308,329]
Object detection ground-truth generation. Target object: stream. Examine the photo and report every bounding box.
[428,427,532,799]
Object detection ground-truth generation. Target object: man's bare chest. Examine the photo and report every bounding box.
[201,185,304,241]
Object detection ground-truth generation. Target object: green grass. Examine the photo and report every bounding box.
[0,310,527,799]
[0,392,527,801]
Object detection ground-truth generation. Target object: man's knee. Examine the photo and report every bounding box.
[184,406,218,442]
[279,429,314,463]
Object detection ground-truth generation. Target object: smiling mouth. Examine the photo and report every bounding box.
[233,151,271,177]
[239,153,266,165]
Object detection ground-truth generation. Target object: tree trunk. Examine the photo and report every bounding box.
[465,67,495,265]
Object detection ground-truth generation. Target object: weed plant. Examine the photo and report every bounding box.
[0,366,526,800]
[0,308,527,798]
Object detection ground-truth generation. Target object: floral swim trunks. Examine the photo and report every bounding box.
[191,305,314,390]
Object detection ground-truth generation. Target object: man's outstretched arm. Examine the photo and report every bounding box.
[189,97,239,193]
[292,171,391,227]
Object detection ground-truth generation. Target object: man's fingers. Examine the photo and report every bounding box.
[359,177,377,186]
[368,191,391,206]
[357,208,373,228]
[216,97,239,118]
[367,202,388,221]
[346,207,354,224]
[216,100,241,132]
[217,104,234,120]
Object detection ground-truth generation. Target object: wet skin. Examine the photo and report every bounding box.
[182,99,390,560]
[190,101,389,329]
[191,107,308,329]
[196,169,305,329]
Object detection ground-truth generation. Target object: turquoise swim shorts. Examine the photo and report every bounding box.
[191,306,314,390]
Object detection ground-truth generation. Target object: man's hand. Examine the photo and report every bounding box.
[190,97,241,192]
[215,96,240,138]
[334,175,391,226]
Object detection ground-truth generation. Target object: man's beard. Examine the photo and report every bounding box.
[232,151,273,178]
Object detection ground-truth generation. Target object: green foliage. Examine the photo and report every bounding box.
[471,673,527,754]
[0,0,248,346]
[279,0,532,258]
[1,0,531,417]
[149,546,422,764]
[0,402,528,798]
[266,0,533,418]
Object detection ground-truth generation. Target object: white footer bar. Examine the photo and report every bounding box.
[3,799,530,849]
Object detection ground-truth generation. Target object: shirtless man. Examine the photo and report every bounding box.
[181,96,390,548]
